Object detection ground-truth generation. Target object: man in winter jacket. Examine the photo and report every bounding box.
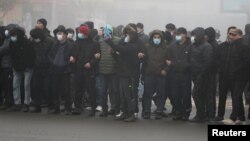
[48,25,74,114]
[142,30,168,120]
[167,27,192,121]
[0,26,35,112]
[105,26,139,122]
[73,25,101,116]
[189,27,213,122]
[218,29,250,125]
[0,26,14,110]
[29,28,55,112]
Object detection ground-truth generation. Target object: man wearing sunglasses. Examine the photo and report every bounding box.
[216,27,250,125]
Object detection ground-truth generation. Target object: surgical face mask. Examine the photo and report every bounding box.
[171,31,174,36]
[153,38,161,45]
[67,33,73,39]
[124,36,130,43]
[10,36,17,42]
[191,36,195,43]
[34,38,41,43]
[57,34,63,41]
[5,30,9,36]
[78,33,84,39]
[175,35,182,42]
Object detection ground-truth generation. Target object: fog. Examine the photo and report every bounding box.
[1,0,250,40]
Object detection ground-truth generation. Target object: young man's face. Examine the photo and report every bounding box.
[153,34,161,39]
[98,28,103,36]
[137,27,143,33]
[36,21,44,29]
[57,32,67,41]
[228,29,239,41]
[166,28,176,36]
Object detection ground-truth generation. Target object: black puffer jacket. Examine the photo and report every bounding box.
[0,25,12,69]
[32,39,54,69]
[106,31,138,77]
[74,31,100,75]
[30,28,55,69]
[9,27,35,71]
[190,27,213,76]
[205,27,219,73]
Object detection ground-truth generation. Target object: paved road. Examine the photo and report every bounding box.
[0,110,208,141]
[0,99,249,141]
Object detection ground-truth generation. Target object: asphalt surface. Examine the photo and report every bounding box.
[0,100,249,141]
[0,109,207,141]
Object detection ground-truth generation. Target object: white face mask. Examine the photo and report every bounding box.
[77,33,84,39]
[175,35,182,42]
[171,31,174,36]
[57,34,63,41]
[5,30,9,36]
[124,36,130,43]
[191,36,195,43]
[10,36,17,42]
[67,33,73,39]
[34,38,41,43]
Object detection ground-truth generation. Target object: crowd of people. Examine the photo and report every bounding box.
[0,18,250,124]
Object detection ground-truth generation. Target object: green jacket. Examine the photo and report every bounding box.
[99,36,120,74]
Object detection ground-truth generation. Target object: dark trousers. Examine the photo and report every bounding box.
[134,75,140,113]
[230,80,247,121]
[75,69,96,111]
[143,75,165,113]
[164,72,173,111]
[171,72,192,117]
[99,74,119,113]
[0,68,13,107]
[119,77,136,116]
[192,74,213,119]
[31,68,50,107]
[217,76,233,118]
[50,66,71,111]
[70,73,76,105]
[205,74,217,119]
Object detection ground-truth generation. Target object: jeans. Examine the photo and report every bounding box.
[13,68,33,105]
[99,74,119,112]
